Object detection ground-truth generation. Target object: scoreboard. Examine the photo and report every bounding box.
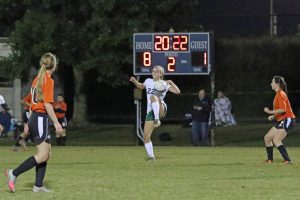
[133,32,212,75]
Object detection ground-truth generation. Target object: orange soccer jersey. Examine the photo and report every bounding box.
[273,89,295,121]
[31,72,54,113]
[22,93,32,111]
[53,101,67,119]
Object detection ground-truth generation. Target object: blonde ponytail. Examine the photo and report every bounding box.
[36,53,57,102]
[36,66,46,101]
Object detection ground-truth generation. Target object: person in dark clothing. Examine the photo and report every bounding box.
[0,105,12,137]
[191,89,212,146]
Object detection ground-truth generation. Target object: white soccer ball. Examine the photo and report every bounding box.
[154,80,167,92]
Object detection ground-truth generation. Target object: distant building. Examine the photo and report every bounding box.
[0,37,22,120]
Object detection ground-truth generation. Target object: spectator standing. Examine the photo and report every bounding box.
[191,89,211,146]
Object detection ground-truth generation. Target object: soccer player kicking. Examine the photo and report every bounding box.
[130,65,180,161]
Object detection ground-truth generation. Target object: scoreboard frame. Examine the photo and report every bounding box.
[133,32,212,76]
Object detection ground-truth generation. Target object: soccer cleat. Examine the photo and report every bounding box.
[146,157,155,161]
[281,160,293,165]
[5,169,16,193]
[11,145,19,152]
[32,186,53,193]
[264,159,273,163]
[19,139,28,151]
[153,119,161,128]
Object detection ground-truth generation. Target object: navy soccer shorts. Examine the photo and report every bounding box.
[28,112,51,145]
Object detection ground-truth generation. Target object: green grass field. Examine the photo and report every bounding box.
[0,123,299,199]
[0,146,300,200]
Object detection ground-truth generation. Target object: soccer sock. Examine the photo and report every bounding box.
[265,146,273,160]
[277,145,291,161]
[151,102,160,120]
[144,142,154,158]
[15,135,24,146]
[35,162,47,187]
[13,156,38,177]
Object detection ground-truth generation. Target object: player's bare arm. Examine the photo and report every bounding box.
[130,76,145,90]
[166,80,180,94]
[264,107,285,115]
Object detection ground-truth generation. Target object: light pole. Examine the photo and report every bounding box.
[270,0,277,36]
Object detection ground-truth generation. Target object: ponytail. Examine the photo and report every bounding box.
[36,53,57,102]
[36,66,47,101]
[281,82,288,94]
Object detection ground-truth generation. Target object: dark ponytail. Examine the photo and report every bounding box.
[273,76,288,95]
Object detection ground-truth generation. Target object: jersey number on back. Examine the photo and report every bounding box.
[31,87,39,104]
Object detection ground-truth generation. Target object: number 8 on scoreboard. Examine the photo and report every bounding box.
[133,32,212,75]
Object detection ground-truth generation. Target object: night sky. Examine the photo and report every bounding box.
[1,0,300,37]
[194,0,300,37]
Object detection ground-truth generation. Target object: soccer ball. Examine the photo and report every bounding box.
[154,80,167,92]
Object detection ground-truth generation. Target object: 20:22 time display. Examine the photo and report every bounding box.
[154,35,188,51]
[133,33,211,75]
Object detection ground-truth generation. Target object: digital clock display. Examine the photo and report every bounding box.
[154,35,189,51]
[133,32,212,75]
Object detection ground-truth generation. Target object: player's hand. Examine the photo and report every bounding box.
[24,124,29,135]
[54,121,63,134]
[264,107,271,114]
[165,80,173,85]
[130,77,136,82]
[49,145,52,158]
[268,115,275,121]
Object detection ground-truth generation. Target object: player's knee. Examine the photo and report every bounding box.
[35,154,48,163]
[272,139,282,147]
[264,135,271,143]
[35,151,50,163]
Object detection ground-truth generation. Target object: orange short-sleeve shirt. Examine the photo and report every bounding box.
[273,90,295,121]
[22,93,32,111]
[31,72,54,112]
[53,101,67,119]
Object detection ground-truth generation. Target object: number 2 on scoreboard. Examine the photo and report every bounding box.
[167,57,176,72]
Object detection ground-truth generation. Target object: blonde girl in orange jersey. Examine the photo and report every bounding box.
[264,76,296,164]
[6,53,63,193]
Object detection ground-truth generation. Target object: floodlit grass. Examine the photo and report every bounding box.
[0,123,299,199]
[0,146,300,200]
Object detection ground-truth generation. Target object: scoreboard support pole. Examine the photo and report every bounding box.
[134,76,144,144]
[209,32,215,147]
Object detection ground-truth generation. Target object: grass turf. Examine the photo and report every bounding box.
[0,146,300,200]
